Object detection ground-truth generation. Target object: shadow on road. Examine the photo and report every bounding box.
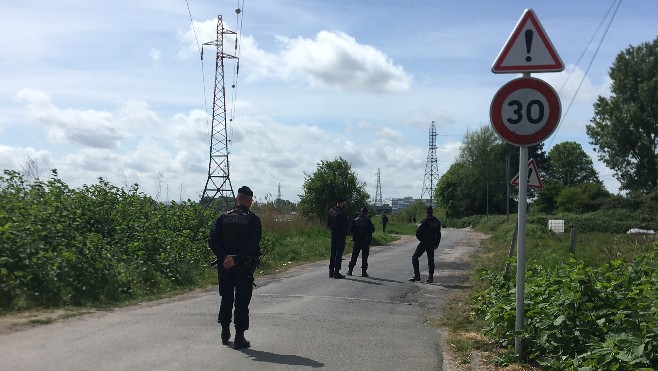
[239,348,324,368]
[366,276,404,284]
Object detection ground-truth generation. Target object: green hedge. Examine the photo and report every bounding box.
[0,170,216,310]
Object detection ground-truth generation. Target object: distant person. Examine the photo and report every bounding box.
[347,207,376,277]
[412,216,417,223]
[209,186,262,349]
[327,196,349,279]
[409,206,441,283]
[381,212,389,232]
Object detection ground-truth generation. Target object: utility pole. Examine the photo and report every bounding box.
[201,15,238,209]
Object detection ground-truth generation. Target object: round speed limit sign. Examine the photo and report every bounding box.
[490,77,561,146]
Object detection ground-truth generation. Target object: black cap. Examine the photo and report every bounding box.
[336,196,346,202]
[426,205,433,214]
[237,186,253,197]
[360,206,369,213]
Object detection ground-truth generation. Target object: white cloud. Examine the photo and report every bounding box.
[179,20,411,93]
[149,48,161,64]
[277,31,412,92]
[16,89,127,149]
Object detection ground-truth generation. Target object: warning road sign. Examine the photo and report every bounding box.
[492,9,564,73]
[511,158,543,188]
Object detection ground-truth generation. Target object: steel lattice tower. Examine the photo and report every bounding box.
[421,121,439,204]
[201,15,238,207]
[374,168,383,205]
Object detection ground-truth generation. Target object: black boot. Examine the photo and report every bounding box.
[361,269,369,277]
[409,257,420,281]
[347,267,353,276]
[234,331,251,349]
[221,327,231,345]
[334,271,345,279]
[425,276,433,283]
[329,270,334,278]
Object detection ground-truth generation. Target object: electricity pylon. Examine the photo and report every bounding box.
[201,15,237,208]
[421,121,439,205]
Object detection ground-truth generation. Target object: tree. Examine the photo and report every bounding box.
[545,141,601,186]
[587,36,658,192]
[297,157,369,219]
[556,183,610,213]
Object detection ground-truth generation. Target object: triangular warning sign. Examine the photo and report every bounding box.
[492,9,564,73]
[511,158,543,188]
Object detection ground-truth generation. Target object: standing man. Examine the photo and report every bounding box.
[347,207,376,277]
[381,211,389,232]
[327,196,349,279]
[409,205,441,283]
[209,186,262,349]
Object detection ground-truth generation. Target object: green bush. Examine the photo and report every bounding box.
[475,244,658,370]
[0,170,216,310]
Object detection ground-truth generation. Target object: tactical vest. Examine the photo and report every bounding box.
[221,207,251,255]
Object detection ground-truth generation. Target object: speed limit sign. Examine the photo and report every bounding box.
[490,77,561,146]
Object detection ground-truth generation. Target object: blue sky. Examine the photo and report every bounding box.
[1,0,656,203]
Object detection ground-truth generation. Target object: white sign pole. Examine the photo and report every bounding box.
[514,72,531,358]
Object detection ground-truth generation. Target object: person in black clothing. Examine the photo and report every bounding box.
[409,205,441,283]
[209,186,262,349]
[347,207,376,277]
[327,196,349,279]
[381,212,389,232]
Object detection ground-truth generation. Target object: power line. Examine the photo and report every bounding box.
[548,0,622,148]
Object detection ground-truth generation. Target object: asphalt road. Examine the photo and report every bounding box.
[0,228,482,371]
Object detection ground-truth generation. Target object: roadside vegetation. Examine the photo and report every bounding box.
[0,169,402,313]
[440,210,657,371]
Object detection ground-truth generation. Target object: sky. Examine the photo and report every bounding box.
[1,0,657,204]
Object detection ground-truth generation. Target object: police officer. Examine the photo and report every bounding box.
[209,186,262,349]
[347,207,376,277]
[409,205,441,283]
[327,196,349,279]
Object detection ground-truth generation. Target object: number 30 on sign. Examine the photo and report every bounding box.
[489,77,561,146]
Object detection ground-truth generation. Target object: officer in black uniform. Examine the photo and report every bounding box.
[347,206,376,277]
[209,186,262,349]
[409,205,441,283]
[327,196,349,279]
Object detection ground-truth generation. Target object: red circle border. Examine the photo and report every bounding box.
[489,77,561,146]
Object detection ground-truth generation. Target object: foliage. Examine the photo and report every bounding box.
[0,170,216,310]
[475,246,658,370]
[587,36,658,193]
[436,125,547,218]
[527,208,657,235]
[297,157,370,220]
[545,141,602,186]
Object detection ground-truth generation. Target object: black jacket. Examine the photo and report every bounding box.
[327,206,349,237]
[209,205,262,268]
[349,215,376,245]
[415,215,441,246]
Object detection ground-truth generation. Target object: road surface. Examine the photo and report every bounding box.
[0,228,485,371]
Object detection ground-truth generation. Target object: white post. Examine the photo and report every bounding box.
[515,144,528,358]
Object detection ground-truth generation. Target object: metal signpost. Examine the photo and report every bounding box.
[490,9,564,359]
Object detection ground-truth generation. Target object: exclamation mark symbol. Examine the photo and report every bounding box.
[525,29,534,62]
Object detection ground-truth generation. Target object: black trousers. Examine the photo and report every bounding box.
[329,234,346,273]
[412,243,435,277]
[218,265,253,332]
[348,242,370,270]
